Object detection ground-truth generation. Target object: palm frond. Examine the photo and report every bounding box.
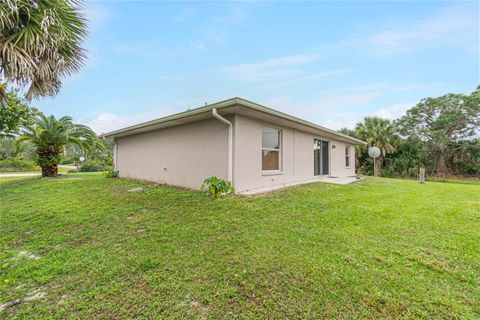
[0,0,87,99]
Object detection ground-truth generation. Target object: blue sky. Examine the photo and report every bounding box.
[35,1,479,134]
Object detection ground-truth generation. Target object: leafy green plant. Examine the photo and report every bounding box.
[201,176,234,198]
[0,156,38,172]
[60,158,75,165]
[79,160,107,172]
[0,85,40,137]
[104,170,119,178]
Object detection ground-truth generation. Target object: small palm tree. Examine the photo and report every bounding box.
[17,115,103,177]
[355,117,398,176]
[0,0,87,101]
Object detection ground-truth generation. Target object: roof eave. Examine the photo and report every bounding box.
[234,98,366,145]
[101,97,366,145]
[100,97,239,138]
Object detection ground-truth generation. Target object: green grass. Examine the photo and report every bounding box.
[1,175,479,319]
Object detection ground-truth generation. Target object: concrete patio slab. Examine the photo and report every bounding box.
[238,176,364,195]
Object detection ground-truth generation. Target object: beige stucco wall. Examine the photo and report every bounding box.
[233,114,356,193]
[330,141,356,177]
[114,113,356,193]
[115,118,228,190]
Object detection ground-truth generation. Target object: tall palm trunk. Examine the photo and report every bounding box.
[37,144,62,177]
[374,156,383,176]
[41,164,59,177]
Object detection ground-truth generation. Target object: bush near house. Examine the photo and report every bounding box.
[78,160,110,172]
[104,169,119,178]
[201,176,234,198]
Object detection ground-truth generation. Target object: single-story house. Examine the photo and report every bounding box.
[102,97,365,194]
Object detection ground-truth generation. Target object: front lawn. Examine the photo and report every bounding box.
[1,175,479,319]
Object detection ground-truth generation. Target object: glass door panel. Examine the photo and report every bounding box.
[314,139,329,176]
[322,140,329,175]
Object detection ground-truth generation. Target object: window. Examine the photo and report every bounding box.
[345,146,351,167]
[262,127,281,171]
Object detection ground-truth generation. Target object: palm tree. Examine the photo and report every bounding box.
[355,117,398,176]
[17,114,103,177]
[0,0,87,101]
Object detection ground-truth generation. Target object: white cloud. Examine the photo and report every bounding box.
[255,83,425,130]
[311,4,478,58]
[191,5,249,52]
[157,74,190,81]
[375,103,414,120]
[84,106,180,134]
[114,43,170,57]
[264,69,351,89]
[83,99,210,134]
[172,8,195,23]
[85,112,135,135]
[218,54,319,82]
[254,91,380,131]
[321,119,359,131]
[82,4,111,32]
[359,5,477,55]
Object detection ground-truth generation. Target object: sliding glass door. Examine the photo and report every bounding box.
[314,139,329,176]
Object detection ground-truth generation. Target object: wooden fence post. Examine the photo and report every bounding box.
[419,167,425,184]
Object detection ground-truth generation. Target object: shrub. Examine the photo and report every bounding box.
[201,176,234,198]
[0,157,37,172]
[104,170,119,178]
[78,160,106,172]
[60,158,75,165]
[463,163,479,175]
[104,156,113,167]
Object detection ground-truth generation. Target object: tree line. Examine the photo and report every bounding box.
[340,87,480,178]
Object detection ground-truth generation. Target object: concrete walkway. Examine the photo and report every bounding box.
[317,176,364,185]
[0,165,77,178]
[238,176,364,195]
[0,173,41,178]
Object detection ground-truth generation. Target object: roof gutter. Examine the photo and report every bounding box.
[212,108,233,182]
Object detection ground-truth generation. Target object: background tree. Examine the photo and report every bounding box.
[0,84,40,137]
[17,114,103,177]
[0,0,87,100]
[0,137,36,160]
[355,117,398,176]
[399,88,480,176]
[447,139,480,175]
[383,135,428,178]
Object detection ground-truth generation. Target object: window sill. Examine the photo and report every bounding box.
[262,171,283,176]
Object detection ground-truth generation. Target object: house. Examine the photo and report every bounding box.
[102,97,365,194]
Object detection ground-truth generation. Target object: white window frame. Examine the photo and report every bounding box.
[261,126,282,175]
[345,146,351,168]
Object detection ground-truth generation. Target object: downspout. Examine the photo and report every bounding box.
[212,108,233,182]
[113,140,118,171]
